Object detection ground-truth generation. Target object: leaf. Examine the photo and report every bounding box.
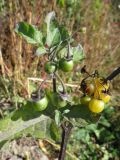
[0,116,50,144]
[63,104,101,126]
[0,102,53,148]
[0,140,8,149]
[15,22,43,45]
[85,124,97,131]
[74,129,90,142]
[99,129,115,142]
[50,121,61,141]
[46,27,61,47]
[36,46,47,56]
[46,89,101,126]
[57,47,67,58]
[54,110,62,126]
[44,11,56,28]
[63,109,70,114]
[72,44,85,62]
[59,25,70,41]
[45,12,61,47]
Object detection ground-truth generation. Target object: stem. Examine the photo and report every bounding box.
[55,73,66,93]
[49,42,63,61]
[105,67,120,81]
[49,46,57,61]
[37,76,49,98]
[67,43,71,59]
[52,74,57,92]
[58,122,73,160]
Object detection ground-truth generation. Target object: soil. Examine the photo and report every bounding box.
[0,137,49,160]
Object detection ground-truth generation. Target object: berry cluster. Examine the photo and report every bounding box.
[80,75,111,113]
[30,54,74,111]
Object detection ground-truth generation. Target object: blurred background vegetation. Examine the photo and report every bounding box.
[0,0,120,159]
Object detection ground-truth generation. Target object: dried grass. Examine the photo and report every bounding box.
[0,0,119,98]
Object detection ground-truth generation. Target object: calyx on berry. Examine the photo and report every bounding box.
[31,92,48,111]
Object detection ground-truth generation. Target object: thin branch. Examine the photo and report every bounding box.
[27,77,79,88]
[37,76,49,98]
[55,73,66,93]
[58,121,73,160]
[67,42,71,59]
[43,139,78,160]
[105,67,120,81]
[52,74,57,92]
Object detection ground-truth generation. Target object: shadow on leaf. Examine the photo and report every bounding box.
[0,140,8,149]
[65,104,101,123]
[11,101,43,121]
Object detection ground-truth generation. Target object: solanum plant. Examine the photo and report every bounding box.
[0,11,119,160]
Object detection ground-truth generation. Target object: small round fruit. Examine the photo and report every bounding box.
[88,98,104,113]
[44,62,56,74]
[57,98,67,108]
[59,58,74,72]
[33,96,48,111]
[81,79,95,95]
[51,93,67,108]
[85,83,95,95]
[100,93,111,103]
[81,96,91,105]
[55,94,67,108]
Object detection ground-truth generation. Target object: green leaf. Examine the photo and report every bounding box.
[46,27,61,47]
[45,12,61,47]
[0,115,49,144]
[63,109,70,114]
[57,47,67,59]
[15,22,43,45]
[98,116,111,127]
[46,89,100,126]
[0,102,54,148]
[45,11,56,29]
[50,121,61,141]
[64,104,101,126]
[59,25,70,41]
[72,44,84,62]
[55,110,62,126]
[74,129,90,142]
[36,46,47,56]
[0,140,8,149]
[85,124,97,131]
[99,129,115,142]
